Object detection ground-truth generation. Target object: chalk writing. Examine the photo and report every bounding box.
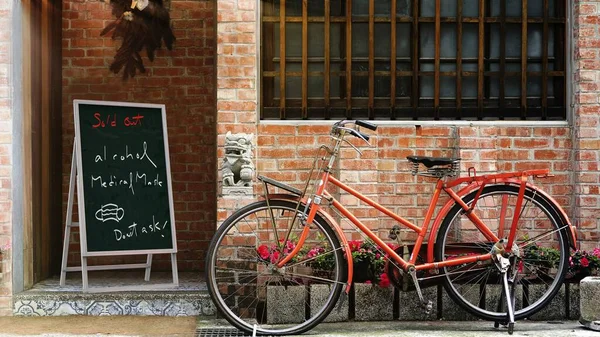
[90,171,164,195]
[94,142,157,168]
[91,112,145,128]
[113,216,169,242]
[94,203,125,222]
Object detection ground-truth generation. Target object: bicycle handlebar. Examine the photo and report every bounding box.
[355,120,378,131]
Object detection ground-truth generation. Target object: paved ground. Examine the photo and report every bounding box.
[0,317,598,337]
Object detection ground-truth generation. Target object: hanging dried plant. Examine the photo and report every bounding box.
[101,0,176,80]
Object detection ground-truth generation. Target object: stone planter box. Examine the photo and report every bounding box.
[568,283,580,320]
[266,283,349,324]
[311,284,348,322]
[263,280,583,323]
[529,283,566,321]
[398,287,437,321]
[266,285,305,324]
[579,276,600,330]
[354,283,394,321]
[441,286,478,321]
[484,284,523,312]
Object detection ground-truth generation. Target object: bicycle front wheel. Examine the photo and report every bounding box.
[206,200,346,335]
[435,184,569,321]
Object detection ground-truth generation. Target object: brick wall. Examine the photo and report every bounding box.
[216,0,599,252]
[0,0,12,316]
[62,0,216,271]
[573,2,600,248]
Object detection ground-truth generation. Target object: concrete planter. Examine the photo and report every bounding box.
[568,283,580,320]
[311,284,348,322]
[484,284,523,312]
[266,285,305,324]
[354,283,394,321]
[397,287,438,320]
[441,286,477,321]
[529,283,566,321]
[579,276,600,331]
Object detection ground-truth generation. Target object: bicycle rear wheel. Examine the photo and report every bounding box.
[206,200,346,335]
[435,184,569,321]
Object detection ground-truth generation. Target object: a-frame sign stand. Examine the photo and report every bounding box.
[60,132,179,292]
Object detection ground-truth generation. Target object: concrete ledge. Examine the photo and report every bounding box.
[579,276,600,331]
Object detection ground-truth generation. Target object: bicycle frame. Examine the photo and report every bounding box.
[274,166,575,292]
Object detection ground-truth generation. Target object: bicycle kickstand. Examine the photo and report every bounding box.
[494,253,516,335]
[501,269,516,335]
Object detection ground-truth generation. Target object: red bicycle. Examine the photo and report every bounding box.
[206,120,577,335]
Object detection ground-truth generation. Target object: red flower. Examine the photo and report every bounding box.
[581,257,590,267]
[270,250,280,264]
[348,240,362,252]
[378,273,391,288]
[257,245,270,260]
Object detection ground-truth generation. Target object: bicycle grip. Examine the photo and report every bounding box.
[355,120,378,131]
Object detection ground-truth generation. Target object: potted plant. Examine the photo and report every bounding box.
[567,248,600,282]
[347,239,392,287]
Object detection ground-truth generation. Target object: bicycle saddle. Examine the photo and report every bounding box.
[406,156,460,168]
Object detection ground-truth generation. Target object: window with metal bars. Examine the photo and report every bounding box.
[260,0,567,121]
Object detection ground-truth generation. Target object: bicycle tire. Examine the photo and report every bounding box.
[435,184,569,321]
[206,200,346,335]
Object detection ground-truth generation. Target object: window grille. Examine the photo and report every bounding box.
[261,0,567,121]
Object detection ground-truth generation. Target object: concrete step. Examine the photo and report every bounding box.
[13,272,216,317]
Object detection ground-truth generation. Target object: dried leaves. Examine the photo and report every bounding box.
[101,0,176,80]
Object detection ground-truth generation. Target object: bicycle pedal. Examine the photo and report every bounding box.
[421,300,433,315]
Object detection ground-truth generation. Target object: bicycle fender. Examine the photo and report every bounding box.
[261,193,354,294]
[426,180,577,263]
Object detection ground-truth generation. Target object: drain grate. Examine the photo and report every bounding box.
[196,327,254,337]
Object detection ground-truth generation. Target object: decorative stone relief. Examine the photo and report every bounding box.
[221,131,254,195]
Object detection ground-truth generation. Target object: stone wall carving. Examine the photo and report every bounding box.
[221,132,254,194]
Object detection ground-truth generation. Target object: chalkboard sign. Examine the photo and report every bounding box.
[74,100,177,256]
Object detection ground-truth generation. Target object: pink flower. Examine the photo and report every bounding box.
[257,245,270,260]
[593,248,600,258]
[307,248,319,259]
[365,280,372,284]
[386,243,398,251]
[581,257,590,268]
[378,273,391,288]
[270,251,280,264]
[286,240,295,251]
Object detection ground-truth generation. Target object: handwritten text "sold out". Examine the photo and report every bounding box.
[92,113,145,128]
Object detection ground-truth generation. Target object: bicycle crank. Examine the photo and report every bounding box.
[408,266,433,315]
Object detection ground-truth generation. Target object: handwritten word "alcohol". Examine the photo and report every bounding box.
[92,113,144,128]
[94,142,157,168]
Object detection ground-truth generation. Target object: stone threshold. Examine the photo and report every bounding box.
[13,271,216,317]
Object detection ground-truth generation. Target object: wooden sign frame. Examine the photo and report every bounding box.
[60,99,179,292]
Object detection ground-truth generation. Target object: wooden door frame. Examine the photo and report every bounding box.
[17,0,62,290]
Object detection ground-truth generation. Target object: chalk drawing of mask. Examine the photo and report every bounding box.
[95,203,125,222]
